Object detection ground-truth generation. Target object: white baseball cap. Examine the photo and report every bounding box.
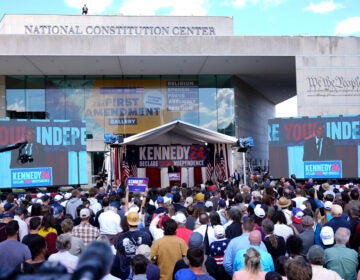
[320,226,334,245]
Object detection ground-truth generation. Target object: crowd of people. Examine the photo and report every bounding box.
[0,174,359,280]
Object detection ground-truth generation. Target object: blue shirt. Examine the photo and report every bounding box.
[223,233,268,276]
[233,245,274,273]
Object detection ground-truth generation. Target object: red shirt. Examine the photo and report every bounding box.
[176,226,193,245]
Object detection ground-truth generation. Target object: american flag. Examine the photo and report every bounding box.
[130,162,137,177]
[219,149,226,181]
[206,161,213,181]
[214,149,221,182]
[122,160,130,184]
[215,145,226,182]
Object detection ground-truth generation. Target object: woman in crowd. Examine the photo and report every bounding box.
[232,247,266,280]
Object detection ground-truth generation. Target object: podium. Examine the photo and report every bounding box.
[168,172,181,187]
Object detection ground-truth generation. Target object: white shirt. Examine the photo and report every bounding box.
[98,207,122,235]
[48,250,78,273]
[311,264,343,280]
[274,223,294,241]
[194,224,216,245]
[149,215,164,241]
[282,209,293,225]
[14,215,29,242]
[88,197,102,214]
[292,196,308,209]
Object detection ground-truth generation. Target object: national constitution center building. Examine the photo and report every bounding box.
[0,14,359,184]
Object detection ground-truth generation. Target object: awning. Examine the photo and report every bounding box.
[121,120,237,145]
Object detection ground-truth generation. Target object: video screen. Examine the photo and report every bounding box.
[0,119,87,189]
[268,115,360,179]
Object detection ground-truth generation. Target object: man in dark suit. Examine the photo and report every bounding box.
[168,161,178,173]
[303,124,336,161]
[233,169,240,187]
[10,127,45,168]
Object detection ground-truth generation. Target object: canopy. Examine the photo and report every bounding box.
[121,120,237,145]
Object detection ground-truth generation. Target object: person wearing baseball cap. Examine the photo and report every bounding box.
[115,211,152,280]
[298,216,315,256]
[319,226,334,248]
[174,212,192,245]
[184,196,194,208]
[153,196,168,215]
[72,208,99,247]
[194,193,205,209]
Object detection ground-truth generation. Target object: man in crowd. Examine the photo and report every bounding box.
[174,211,193,244]
[66,189,83,219]
[307,245,343,280]
[325,227,358,280]
[232,230,274,274]
[115,211,152,280]
[72,208,99,246]
[324,204,352,233]
[13,206,28,242]
[151,218,187,280]
[0,220,32,269]
[223,217,267,276]
[98,206,122,243]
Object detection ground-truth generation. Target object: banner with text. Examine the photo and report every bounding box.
[85,79,199,134]
[127,144,209,168]
[127,177,149,193]
[0,119,87,188]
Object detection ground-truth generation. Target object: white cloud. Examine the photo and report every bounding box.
[263,0,283,6]
[231,0,283,9]
[232,0,248,8]
[118,0,209,16]
[304,1,340,14]
[334,17,360,35]
[65,0,113,14]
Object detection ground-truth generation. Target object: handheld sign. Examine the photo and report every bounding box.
[128,177,149,192]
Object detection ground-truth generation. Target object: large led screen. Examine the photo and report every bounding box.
[0,119,87,189]
[268,115,360,179]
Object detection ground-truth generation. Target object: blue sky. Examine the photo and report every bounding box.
[1,0,359,36]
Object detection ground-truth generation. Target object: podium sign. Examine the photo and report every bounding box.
[168,172,181,181]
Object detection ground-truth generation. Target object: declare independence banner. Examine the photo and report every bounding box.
[126,144,209,168]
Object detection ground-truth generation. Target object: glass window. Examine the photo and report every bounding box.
[6,75,235,137]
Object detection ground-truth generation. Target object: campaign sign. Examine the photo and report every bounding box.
[128,177,149,192]
[169,172,181,181]
[11,167,53,188]
[304,161,342,179]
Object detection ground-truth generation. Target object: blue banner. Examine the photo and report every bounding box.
[268,115,360,179]
[11,167,53,187]
[128,177,148,193]
[304,160,342,179]
[0,119,87,188]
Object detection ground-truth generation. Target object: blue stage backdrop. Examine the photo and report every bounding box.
[268,115,360,179]
[0,119,87,188]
